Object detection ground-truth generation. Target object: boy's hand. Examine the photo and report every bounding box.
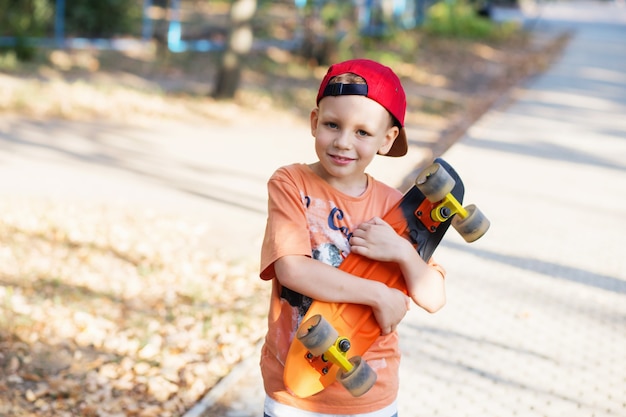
[372,286,411,335]
[349,217,407,262]
[351,217,415,333]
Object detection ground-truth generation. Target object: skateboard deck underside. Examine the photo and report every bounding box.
[284,158,464,398]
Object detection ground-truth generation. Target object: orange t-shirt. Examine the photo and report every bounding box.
[259,163,407,415]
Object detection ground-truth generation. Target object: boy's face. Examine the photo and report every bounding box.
[310,94,399,188]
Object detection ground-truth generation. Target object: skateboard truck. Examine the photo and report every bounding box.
[415,161,489,242]
[304,336,353,376]
[297,314,377,396]
[415,192,467,232]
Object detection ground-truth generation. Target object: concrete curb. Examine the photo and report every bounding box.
[182,340,264,417]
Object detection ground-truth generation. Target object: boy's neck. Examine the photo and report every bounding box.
[308,162,369,197]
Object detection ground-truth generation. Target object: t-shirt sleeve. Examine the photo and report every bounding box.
[259,170,312,280]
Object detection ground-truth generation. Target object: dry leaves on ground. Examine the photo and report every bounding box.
[0,199,269,416]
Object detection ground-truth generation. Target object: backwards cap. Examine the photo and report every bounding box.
[316,59,408,157]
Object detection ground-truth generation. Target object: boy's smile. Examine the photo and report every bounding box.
[328,154,355,165]
[309,95,399,195]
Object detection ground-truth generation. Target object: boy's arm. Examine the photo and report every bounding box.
[396,245,446,313]
[349,217,446,313]
[274,255,411,335]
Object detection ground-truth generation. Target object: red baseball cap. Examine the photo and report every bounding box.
[316,59,408,157]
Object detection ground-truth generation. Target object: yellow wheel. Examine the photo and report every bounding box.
[416,163,456,202]
[338,356,377,397]
[452,204,490,242]
[296,315,338,357]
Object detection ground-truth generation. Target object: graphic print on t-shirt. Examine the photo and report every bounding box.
[279,193,354,322]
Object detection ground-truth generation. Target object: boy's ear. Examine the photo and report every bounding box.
[378,125,400,155]
[310,108,319,136]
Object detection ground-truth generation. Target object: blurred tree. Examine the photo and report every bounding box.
[64,0,142,37]
[0,0,53,60]
[299,1,355,66]
[213,0,257,99]
[150,0,170,56]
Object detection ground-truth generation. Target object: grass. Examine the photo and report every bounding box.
[423,0,521,39]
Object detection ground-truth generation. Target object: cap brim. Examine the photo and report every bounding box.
[382,128,408,157]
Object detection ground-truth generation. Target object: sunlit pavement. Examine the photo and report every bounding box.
[398,1,626,416]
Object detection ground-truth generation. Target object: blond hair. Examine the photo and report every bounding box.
[328,73,366,85]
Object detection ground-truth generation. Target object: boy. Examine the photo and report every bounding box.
[259,59,446,417]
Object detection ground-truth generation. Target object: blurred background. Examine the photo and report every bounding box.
[1,0,544,122]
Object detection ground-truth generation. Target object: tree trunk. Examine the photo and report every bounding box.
[213,0,257,99]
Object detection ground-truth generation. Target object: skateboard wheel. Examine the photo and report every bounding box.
[296,315,338,357]
[452,204,490,242]
[338,356,377,397]
[415,162,456,203]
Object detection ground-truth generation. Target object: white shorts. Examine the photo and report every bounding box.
[263,396,398,417]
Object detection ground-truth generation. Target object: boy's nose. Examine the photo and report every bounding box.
[333,131,352,149]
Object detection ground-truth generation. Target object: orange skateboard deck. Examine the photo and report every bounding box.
[283,158,488,398]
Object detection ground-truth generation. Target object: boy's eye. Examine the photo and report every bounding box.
[356,129,369,137]
[326,122,338,129]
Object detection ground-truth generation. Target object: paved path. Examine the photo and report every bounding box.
[0,113,313,262]
[0,104,431,264]
[186,1,626,416]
